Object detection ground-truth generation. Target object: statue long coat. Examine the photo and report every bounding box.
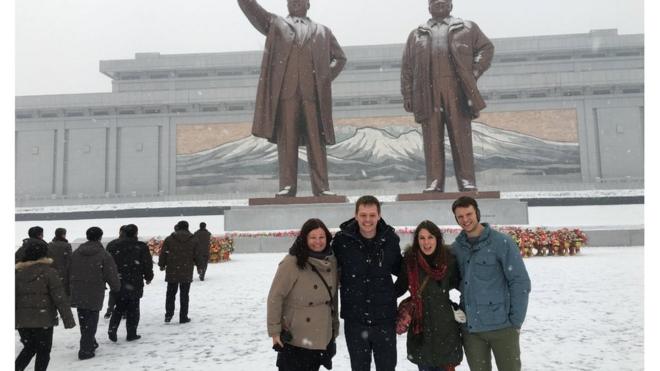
[238,0,346,145]
[401,17,494,122]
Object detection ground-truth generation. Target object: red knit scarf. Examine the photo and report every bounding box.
[407,251,447,335]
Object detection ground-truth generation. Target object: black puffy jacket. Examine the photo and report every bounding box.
[332,218,402,325]
[107,237,154,299]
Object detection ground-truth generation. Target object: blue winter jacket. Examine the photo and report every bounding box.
[451,223,531,333]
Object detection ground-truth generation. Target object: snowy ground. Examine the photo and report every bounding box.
[15,246,643,370]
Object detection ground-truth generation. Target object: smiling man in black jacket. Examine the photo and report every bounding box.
[332,195,402,371]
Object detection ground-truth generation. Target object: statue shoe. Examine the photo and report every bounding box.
[275,186,296,198]
[459,180,478,192]
[422,179,443,193]
[317,190,337,197]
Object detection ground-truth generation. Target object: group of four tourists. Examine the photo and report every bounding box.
[267,195,531,371]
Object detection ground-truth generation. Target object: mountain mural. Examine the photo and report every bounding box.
[176,122,580,187]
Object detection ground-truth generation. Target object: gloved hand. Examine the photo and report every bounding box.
[396,312,412,335]
[452,307,466,323]
[64,317,76,329]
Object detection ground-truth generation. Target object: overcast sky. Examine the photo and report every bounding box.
[15,0,644,96]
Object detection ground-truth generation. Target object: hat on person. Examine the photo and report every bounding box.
[22,239,48,262]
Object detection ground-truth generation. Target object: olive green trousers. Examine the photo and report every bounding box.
[462,326,521,371]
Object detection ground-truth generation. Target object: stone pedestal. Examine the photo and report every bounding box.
[396,191,500,201]
[225,198,529,253]
[249,195,348,206]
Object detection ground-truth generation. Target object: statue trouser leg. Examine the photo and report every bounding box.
[276,98,302,195]
[439,79,477,191]
[421,111,446,191]
[301,99,330,196]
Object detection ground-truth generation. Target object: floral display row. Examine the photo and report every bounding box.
[145,226,587,263]
[501,227,588,257]
[147,236,235,263]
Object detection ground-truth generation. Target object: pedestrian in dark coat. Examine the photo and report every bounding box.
[107,224,154,342]
[104,225,127,319]
[394,221,463,371]
[47,228,72,296]
[158,220,203,323]
[69,227,121,360]
[331,196,402,371]
[15,226,44,263]
[16,238,76,371]
[193,222,212,281]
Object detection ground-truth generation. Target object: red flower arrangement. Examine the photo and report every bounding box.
[503,227,588,257]
[145,226,586,261]
[147,236,235,263]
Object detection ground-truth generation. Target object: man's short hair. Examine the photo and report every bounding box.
[451,196,481,221]
[86,227,104,242]
[355,195,381,214]
[124,224,138,239]
[200,222,207,229]
[176,220,189,231]
[28,226,44,239]
[54,228,67,239]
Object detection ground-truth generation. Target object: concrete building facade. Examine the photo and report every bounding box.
[15,29,643,205]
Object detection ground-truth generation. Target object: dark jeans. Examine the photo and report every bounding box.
[77,308,100,357]
[344,320,397,371]
[418,366,447,371]
[104,292,116,316]
[165,282,191,320]
[16,327,53,371]
[108,294,141,338]
[197,259,209,280]
[276,343,322,371]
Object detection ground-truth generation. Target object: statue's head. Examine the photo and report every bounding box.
[428,0,453,19]
[288,0,310,17]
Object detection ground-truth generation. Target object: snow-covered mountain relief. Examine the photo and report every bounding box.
[176,122,579,188]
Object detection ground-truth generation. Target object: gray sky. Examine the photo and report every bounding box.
[15,0,644,96]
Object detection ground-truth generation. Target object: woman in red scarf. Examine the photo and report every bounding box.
[394,220,463,371]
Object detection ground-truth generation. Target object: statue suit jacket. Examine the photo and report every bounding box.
[238,0,347,145]
[401,17,494,121]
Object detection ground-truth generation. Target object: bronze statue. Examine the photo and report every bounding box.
[401,0,494,192]
[237,0,347,197]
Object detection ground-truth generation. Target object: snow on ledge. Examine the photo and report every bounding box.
[15,189,644,215]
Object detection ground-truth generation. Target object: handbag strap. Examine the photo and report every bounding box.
[308,263,333,305]
[416,275,432,299]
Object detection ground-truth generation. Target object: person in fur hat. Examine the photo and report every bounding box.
[16,238,76,371]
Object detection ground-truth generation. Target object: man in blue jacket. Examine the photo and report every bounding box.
[451,196,531,371]
[332,195,402,371]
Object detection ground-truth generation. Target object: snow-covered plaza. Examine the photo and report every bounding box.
[15,245,643,370]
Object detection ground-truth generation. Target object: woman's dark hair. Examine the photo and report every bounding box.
[289,218,332,270]
[409,220,447,267]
